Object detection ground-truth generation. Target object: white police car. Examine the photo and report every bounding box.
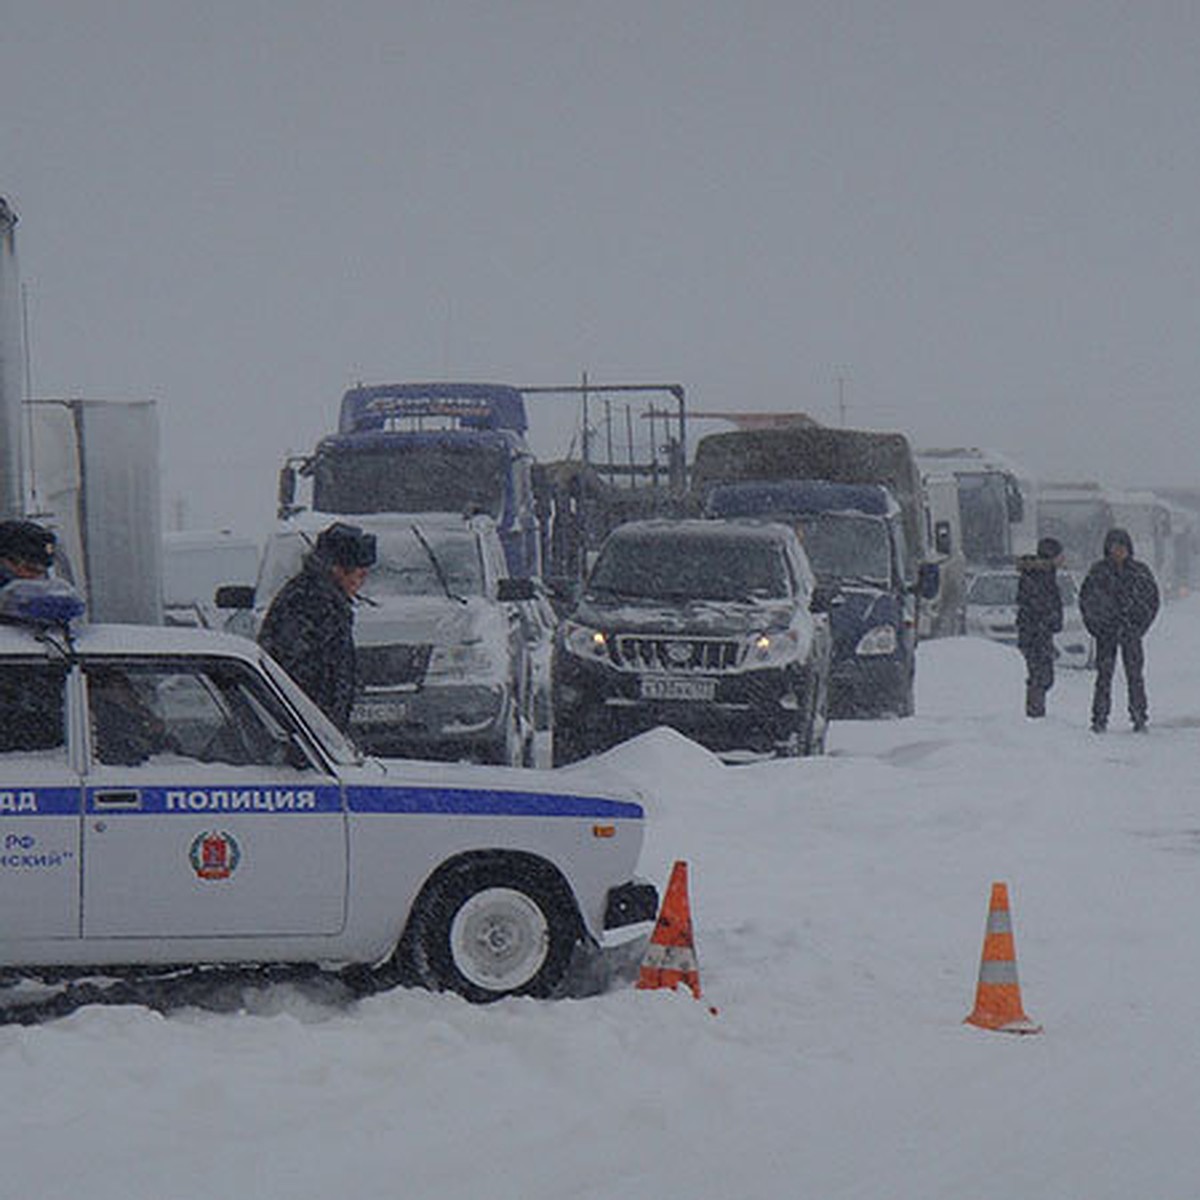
[0,596,654,1003]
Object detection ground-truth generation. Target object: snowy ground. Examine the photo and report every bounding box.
[5,598,1200,1199]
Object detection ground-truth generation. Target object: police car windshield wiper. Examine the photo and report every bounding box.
[411,525,468,605]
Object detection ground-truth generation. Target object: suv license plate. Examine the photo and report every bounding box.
[640,676,716,701]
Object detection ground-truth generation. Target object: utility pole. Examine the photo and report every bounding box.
[835,372,848,427]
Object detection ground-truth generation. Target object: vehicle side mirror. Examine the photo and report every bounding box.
[1006,480,1024,524]
[916,562,941,600]
[810,584,840,613]
[497,577,536,603]
[215,584,256,610]
[934,520,952,557]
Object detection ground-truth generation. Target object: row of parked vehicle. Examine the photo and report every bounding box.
[182,477,941,770]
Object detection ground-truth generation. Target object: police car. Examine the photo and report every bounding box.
[0,594,655,1003]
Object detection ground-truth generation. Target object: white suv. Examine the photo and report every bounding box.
[242,513,547,765]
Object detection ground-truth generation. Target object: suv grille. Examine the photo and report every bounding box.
[357,643,432,687]
[612,635,744,673]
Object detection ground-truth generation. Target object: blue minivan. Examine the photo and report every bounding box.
[704,479,938,717]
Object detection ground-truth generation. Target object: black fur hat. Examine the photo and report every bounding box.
[0,520,56,568]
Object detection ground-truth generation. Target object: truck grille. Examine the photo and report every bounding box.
[612,635,744,673]
[357,644,432,687]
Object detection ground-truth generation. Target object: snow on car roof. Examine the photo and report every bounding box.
[0,620,262,659]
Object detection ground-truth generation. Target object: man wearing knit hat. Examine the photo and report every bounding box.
[1078,527,1159,733]
[1016,535,1065,718]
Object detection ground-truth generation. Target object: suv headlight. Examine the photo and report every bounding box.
[746,627,802,667]
[856,624,897,656]
[427,639,505,678]
[560,619,611,661]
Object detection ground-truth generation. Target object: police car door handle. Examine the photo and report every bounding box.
[93,790,141,811]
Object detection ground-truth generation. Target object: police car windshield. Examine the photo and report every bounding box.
[260,654,361,765]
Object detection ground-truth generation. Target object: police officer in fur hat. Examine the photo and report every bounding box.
[1016,536,1065,718]
[259,522,377,732]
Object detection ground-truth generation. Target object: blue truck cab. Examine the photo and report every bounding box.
[704,479,933,717]
[287,383,542,580]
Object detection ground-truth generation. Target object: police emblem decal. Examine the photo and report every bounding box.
[188,830,242,880]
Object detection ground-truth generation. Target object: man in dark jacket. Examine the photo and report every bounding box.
[259,522,376,732]
[1016,536,1065,718]
[1078,527,1159,733]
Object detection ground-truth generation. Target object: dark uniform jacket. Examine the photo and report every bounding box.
[259,558,357,731]
[1016,556,1063,650]
[1079,551,1159,641]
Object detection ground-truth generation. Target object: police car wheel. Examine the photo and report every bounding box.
[412,858,580,1003]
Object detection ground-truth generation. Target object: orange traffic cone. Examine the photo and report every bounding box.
[964,881,1042,1034]
[637,860,702,1000]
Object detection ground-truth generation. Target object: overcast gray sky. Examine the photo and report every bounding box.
[3,2,1198,531]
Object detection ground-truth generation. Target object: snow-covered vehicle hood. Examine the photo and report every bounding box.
[574,592,799,636]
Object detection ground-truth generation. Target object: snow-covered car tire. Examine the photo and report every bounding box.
[408,856,582,1003]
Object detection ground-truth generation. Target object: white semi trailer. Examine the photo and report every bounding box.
[0,197,162,622]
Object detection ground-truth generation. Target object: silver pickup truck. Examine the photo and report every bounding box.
[0,619,655,1003]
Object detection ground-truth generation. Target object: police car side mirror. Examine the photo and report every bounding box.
[497,578,535,603]
[215,584,256,610]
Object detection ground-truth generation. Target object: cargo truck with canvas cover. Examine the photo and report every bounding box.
[0,199,162,624]
[690,424,929,576]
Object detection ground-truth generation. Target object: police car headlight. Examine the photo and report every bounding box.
[428,639,504,678]
[856,624,897,656]
[747,628,801,667]
[561,620,611,661]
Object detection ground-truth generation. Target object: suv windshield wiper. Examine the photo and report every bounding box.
[411,524,468,605]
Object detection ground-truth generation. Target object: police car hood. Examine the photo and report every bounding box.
[575,591,797,636]
[353,593,502,648]
[344,753,650,819]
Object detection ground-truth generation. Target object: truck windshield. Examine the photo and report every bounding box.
[793,513,891,586]
[589,535,788,602]
[313,445,506,518]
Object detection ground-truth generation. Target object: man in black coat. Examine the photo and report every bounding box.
[1078,527,1159,733]
[259,522,377,733]
[1016,536,1065,718]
